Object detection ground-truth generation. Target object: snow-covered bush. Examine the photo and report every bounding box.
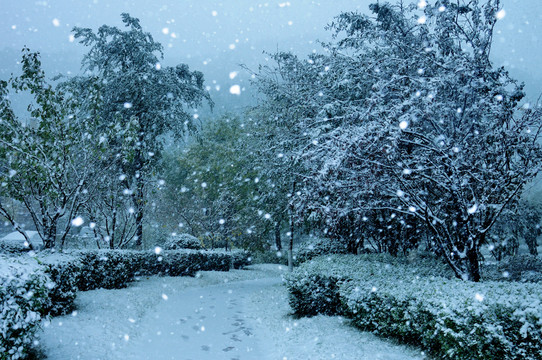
[207,249,252,269]
[286,272,346,316]
[499,255,542,282]
[163,233,202,250]
[75,249,237,290]
[76,250,138,291]
[150,250,230,275]
[230,250,252,269]
[0,260,51,360]
[296,237,350,264]
[251,250,291,265]
[39,256,82,316]
[287,255,542,360]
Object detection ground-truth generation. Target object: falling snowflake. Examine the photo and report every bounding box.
[229,85,241,95]
[71,217,84,227]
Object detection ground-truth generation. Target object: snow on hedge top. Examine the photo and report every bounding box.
[0,254,41,277]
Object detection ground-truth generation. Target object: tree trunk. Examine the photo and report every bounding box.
[466,245,481,282]
[288,181,295,272]
[110,209,117,249]
[288,216,294,272]
[526,235,539,256]
[43,222,57,249]
[274,221,282,251]
[134,175,144,249]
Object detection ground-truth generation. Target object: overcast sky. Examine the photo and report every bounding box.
[1,0,541,103]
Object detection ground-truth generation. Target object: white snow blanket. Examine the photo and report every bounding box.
[37,264,424,360]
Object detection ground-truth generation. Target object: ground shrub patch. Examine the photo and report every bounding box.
[0,259,50,360]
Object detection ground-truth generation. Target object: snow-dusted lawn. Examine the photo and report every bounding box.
[36,264,425,360]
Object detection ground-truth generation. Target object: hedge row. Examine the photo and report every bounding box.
[1,249,250,359]
[285,255,542,360]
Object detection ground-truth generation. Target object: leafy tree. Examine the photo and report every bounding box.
[0,49,112,249]
[248,54,325,270]
[68,13,211,248]
[489,200,541,259]
[160,115,269,250]
[253,0,542,281]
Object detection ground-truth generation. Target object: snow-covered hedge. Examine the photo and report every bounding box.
[163,233,202,250]
[0,248,248,358]
[286,255,542,360]
[75,249,237,291]
[40,256,81,316]
[295,237,350,264]
[0,260,51,360]
[231,249,251,269]
[209,249,252,269]
[251,250,291,265]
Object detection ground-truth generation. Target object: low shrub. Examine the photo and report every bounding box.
[0,259,51,360]
[74,249,236,290]
[499,255,542,282]
[150,250,230,275]
[295,237,351,264]
[163,233,202,250]
[286,255,542,360]
[251,250,291,265]
[210,249,252,269]
[40,256,81,316]
[231,250,251,269]
[75,250,137,291]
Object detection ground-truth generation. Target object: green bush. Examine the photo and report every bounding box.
[0,261,50,360]
[251,250,292,265]
[163,233,203,250]
[483,254,542,283]
[40,257,81,316]
[295,237,350,264]
[74,249,236,290]
[286,255,542,360]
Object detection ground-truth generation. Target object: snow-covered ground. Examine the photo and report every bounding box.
[36,264,425,360]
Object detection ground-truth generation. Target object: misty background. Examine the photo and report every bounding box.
[1,0,541,115]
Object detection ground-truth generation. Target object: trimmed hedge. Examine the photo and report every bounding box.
[0,260,51,360]
[1,248,251,359]
[285,255,542,360]
[74,249,239,291]
[40,257,81,316]
[163,233,203,250]
[296,237,351,264]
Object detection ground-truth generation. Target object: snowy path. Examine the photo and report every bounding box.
[122,277,279,360]
[36,264,425,360]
